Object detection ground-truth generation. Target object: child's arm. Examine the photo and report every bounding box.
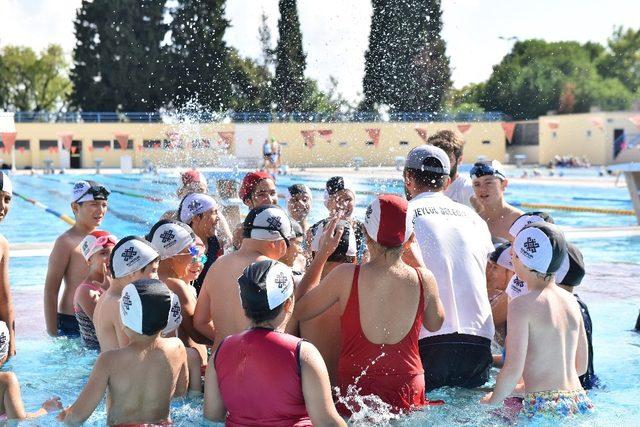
[203,361,226,422]
[44,238,70,336]
[57,352,110,425]
[575,313,589,377]
[296,218,342,299]
[0,236,15,357]
[193,284,215,341]
[172,281,213,345]
[481,297,529,405]
[417,266,445,332]
[0,372,62,420]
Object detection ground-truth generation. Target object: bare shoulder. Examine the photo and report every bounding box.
[54,230,79,250]
[509,293,534,313]
[415,265,436,283]
[159,337,186,356]
[0,234,8,257]
[326,263,357,282]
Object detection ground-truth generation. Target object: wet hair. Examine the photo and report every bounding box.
[404,157,448,191]
[243,299,286,324]
[327,254,356,264]
[428,130,464,179]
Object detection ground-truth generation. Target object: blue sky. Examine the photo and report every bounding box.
[1,0,638,102]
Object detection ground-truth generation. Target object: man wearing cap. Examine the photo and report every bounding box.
[286,184,313,233]
[93,236,160,352]
[232,171,278,249]
[404,145,495,391]
[44,180,110,337]
[470,160,523,242]
[428,130,475,208]
[59,279,189,425]
[194,205,292,351]
[178,193,225,295]
[481,223,593,418]
[0,172,15,358]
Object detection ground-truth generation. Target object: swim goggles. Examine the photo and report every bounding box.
[74,184,111,203]
[192,252,208,265]
[89,234,117,253]
[470,161,506,180]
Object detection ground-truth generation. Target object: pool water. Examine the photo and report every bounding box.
[3,170,640,425]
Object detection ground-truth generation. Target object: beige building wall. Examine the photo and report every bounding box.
[5,121,507,169]
[538,112,640,165]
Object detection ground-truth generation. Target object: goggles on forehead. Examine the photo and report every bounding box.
[470,163,506,181]
[89,235,117,253]
[75,184,111,203]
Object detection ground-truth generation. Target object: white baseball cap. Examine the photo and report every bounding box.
[405,145,451,175]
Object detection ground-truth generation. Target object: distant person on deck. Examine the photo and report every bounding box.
[428,130,475,208]
[0,172,16,358]
[44,181,110,337]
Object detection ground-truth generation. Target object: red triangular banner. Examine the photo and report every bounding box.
[366,128,381,147]
[218,131,234,147]
[501,122,516,143]
[70,146,77,154]
[137,145,144,152]
[153,143,160,150]
[58,132,73,151]
[547,121,559,130]
[318,129,333,143]
[415,128,428,143]
[629,115,640,129]
[457,124,471,134]
[114,133,129,150]
[301,130,316,149]
[18,147,25,154]
[103,145,110,152]
[1,132,17,152]
[87,146,94,152]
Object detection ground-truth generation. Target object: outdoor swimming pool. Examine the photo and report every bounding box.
[3,170,640,425]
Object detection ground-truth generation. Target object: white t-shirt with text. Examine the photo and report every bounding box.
[444,174,475,208]
[409,191,495,340]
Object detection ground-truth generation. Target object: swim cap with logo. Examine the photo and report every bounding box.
[364,194,413,248]
[470,160,507,181]
[110,236,160,279]
[72,180,110,203]
[508,211,554,240]
[178,193,218,224]
[513,222,567,274]
[506,275,529,300]
[238,260,294,312]
[555,242,585,286]
[120,279,175,336]
[80,230,117,261]
[0,321,9,360]
[490,242,513,271]
[0,172,12,196]
[147,220,196,260]
[243,205,292,242]
[161,292,183,336]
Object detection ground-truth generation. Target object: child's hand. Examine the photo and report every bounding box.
[317,217,342,259]
[43,397,62,412]
[56,406,69,421]
[480,392,496,405]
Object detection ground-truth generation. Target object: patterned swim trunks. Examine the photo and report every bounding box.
[523,389,594,418]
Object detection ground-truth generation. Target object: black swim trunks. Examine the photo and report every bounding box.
[575,294,600,390]
[57,313,80,337]
[419,333,492,391]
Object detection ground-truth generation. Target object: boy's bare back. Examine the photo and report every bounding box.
[103,337,188,425]
[515,285,586,393]
[93,292,127,352]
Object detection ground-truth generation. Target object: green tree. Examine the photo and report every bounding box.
[258,11,276,69]
[167,0,232,111]
[362,0,451,112]
[274,0,307,112]
[597,26,640,94]
[445,83,485,113]
[70,0,166,111]
[229,48,273,112]
[0,45,71,111]
[480,39,633,119]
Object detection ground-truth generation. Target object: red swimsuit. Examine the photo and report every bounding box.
[337,266,430,415]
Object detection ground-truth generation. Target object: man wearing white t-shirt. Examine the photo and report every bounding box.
[403,145,495,391]
[428,130,475,208]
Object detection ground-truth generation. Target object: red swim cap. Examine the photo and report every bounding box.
[363,194,412,248]
[181,170,203,186]
[239,171,273,201]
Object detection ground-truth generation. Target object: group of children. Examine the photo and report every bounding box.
[0,128,598,424]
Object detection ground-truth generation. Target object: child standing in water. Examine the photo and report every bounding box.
[73,231,117,351]
[59,279,188,425]
[44,181,110,337]
[481,222,594,418]
[0,172,15,359]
